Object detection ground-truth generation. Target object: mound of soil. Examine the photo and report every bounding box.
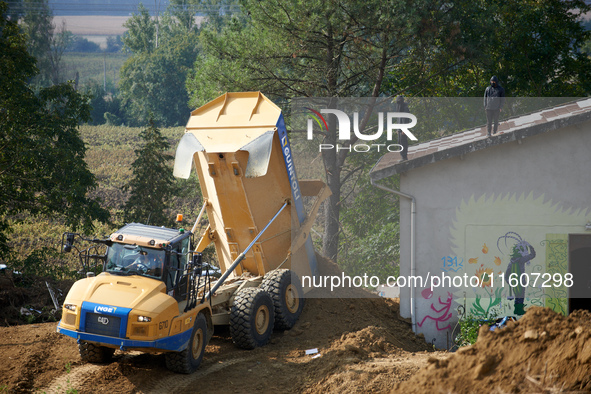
[0,323,80,392]
[395,306,591,393]
[0,272,438,392]
[2,255,589,393]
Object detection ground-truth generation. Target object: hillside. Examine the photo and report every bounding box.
[6,125,195,263]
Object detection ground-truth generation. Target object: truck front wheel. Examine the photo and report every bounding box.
[230,287,275,349]
[165,313,208,374]
[78,341,115,363]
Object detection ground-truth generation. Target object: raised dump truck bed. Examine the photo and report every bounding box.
[174,91,328,280]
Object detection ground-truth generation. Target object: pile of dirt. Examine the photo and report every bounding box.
[0,323,80,392]
[0,281,438,392]
[2,254,590,393]
[395,306,591,393]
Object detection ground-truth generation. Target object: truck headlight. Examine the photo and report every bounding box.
[64,304,77,312]
[137,316,151,322]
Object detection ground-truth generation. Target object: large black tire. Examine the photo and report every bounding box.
[230,287,274,349]
[78,341,115,363]
[165,313,208,374]
[261,269,304,330]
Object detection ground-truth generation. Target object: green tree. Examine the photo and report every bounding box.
[122,4,156,54]
[484,0,591,96]
[188,0,591,267]
[0,2,110,258]
[122,119,176,226]
[392,0,591,97]
[105,35,123,53]
[84,82,125,125]
[187,0,456,262]
[20,0,52,85]
[5,0,24,20]
[19,0,72,86]
[339,171,401,280]
[119,3,200,126]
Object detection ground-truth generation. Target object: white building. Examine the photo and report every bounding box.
[370,99,591,349]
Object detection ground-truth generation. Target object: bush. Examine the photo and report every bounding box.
[67,36,101,53]
[8,247,78,282]
[105,35,123,53]
[455,316,494,347]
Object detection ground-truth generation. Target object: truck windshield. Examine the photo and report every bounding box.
[105,243,165,280]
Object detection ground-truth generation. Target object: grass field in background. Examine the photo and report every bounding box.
[54,15,130,36]
[61,52,130,89]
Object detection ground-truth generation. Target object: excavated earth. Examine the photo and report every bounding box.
[1,259,590,393]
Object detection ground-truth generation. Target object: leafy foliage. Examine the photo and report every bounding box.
[105,35,123,53]
[119,4,200,126]
[455,317,488,347]
[121,4,157,54]
[188,0,447,262]
[9,247,77,280]
[19,0,53,85]
[122,120,176,226]
[394,0,591,97]
[189,0,591,268]
[339,172,400,280]
[19,0,72,86]
[0,3,110,258]
[66,36,101,53]
[83,82,126,126]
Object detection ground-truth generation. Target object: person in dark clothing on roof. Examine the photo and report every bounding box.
[483,76,505,137]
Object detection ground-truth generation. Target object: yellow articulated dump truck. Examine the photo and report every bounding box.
[57,92,330,373]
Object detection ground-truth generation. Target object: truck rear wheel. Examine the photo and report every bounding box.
[78,341,115,363]
[165,313,207,374]
[261,269,304,330]
[230,287,274,349]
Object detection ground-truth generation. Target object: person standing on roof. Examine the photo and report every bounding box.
[483,76,505,137]
[396,95,410,160]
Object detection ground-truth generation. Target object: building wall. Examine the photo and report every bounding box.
[398,121,591,349]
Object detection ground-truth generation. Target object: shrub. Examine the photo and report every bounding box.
[455,316,494,347]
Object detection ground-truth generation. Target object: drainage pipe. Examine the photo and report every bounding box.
[370,178,417,332]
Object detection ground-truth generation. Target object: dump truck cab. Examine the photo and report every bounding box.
[105,223,192,303]
[57,223,213,374]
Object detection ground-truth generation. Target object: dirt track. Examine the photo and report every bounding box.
[0,299,591,393]
[1,259,590,393]
[1,297,591,393]
[0,296,442,393]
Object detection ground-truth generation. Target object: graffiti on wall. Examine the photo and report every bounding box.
[464,242,503,319]
[417,291,454,331]
[447,193,590,320]
[496,232,536,315]
[441,256,463,272]
[411,193,589,340]
[542,235,569,315]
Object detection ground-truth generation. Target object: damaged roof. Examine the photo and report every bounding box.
[370,98,591,182]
